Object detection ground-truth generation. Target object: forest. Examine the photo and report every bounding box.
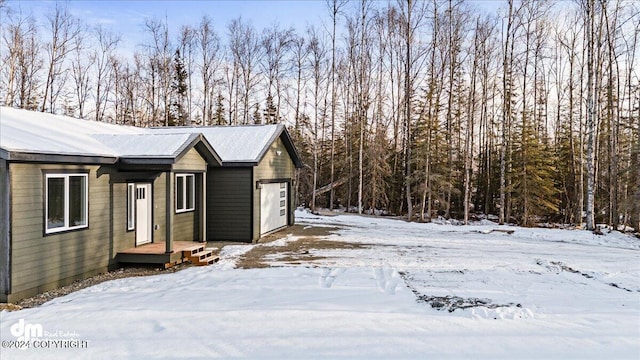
[1,0,639,230]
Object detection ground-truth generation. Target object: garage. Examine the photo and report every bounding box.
[260,182,288,235]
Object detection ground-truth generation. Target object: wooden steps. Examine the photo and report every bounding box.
[181,244,219,266]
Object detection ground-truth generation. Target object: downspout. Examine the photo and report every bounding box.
[0,160,11,300]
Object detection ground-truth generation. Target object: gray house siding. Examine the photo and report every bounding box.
[171,148,207,242]
[173,148,207,172]
[252,137,296,241]
[207,167,252,241]
[7,163,134,302]
[173,211,195,241]
[3,163,194,302]
[153,174,167,244]
[0,160,9,302]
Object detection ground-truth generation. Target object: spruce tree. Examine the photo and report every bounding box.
[169,49,188,126]
[252,103,262,124]
[263,94,278,124]
[213,93,226,125]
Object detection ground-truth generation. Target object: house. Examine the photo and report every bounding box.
[156,125,303,242]
[0,107,302,303]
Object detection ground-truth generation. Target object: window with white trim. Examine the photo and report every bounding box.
[127,183,135,230]
[176,174,195,213]
[45,173,88,233]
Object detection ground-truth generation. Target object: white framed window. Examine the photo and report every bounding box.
[176,174,195,213]
[127,183,135,230]
[45,173,88,234]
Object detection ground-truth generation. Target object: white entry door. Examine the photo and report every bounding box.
[260,182,288,235]
[135,183,152,245]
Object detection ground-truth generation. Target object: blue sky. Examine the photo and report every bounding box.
[6,0,505,54]
[6,0,332,54]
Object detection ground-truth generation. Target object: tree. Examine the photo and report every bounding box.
[177,25,195,125]
[41,2,82,113]
[142,17,172,126]
[584,0,597,230]
[228,17,262,125]
[307,26,328,212]
[93,25,120,122]
[169,49,188,126]
[1,9,41,109]
[261,23,294,123]
[70,30,91,118]
[213,93,226,125]
[327,0,348,210]
[197,16,221,125]
[499,0,518,224]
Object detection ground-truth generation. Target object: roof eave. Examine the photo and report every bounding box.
[117,157,174,171]
[220,161,259,167]
[1,150,117,164]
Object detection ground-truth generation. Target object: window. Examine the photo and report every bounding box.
[127,183,135,230]
[45,173,88,234]
[176,174,195,213]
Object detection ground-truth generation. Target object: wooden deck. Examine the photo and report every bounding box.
[117,241,206,267]
[118,241,204,255]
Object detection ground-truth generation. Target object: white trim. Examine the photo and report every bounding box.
[175,173,195,213]
[135,183,152,245]
[127,183,135,230]
[260,182,288,235]
[45,173,88,234]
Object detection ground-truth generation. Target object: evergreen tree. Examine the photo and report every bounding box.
[252,103,262,124]
[169,49,188,126]
[511,115,560,226]
[263,94,278,124]
[213,93,226,125]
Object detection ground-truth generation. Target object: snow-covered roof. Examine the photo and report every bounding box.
[154,125,282,163]
[0,107,219,164]
[0,106,145,160]
[92,133,201,158]
[0,107,300,167]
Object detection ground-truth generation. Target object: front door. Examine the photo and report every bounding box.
[135,183,152,245]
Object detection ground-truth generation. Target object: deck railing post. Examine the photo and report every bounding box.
[165,171,174,254]
[201,172,206,243]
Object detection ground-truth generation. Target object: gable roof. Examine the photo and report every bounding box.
[0,107,220,166]
[154,124,303,168]
[0,107,301,168]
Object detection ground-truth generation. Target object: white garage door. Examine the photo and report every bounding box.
[260,182,288,235]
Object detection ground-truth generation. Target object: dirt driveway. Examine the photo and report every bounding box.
[235,224,366,268]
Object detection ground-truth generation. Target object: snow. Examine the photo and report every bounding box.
[155,125,281,162]
[0,107,143,157]
[92,133,199,157]
[1,211,639,359]
[1,107,283,162]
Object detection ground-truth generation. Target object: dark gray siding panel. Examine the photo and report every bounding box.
[207,167,252,242]
[0,160,9,301]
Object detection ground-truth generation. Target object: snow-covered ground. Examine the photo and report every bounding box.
[1,210,639,359]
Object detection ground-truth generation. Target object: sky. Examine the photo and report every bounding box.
[5,0,505,55]
[5,0,334,54]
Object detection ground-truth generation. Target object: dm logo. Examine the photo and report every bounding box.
[10,319,43,341]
